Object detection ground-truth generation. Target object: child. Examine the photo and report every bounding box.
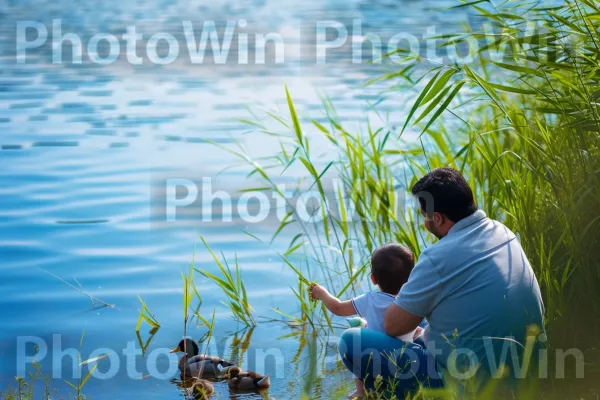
[310,243,416,399]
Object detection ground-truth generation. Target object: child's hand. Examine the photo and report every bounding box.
[309,283,327,301]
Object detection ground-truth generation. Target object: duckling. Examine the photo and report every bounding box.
[170,339,235,377]
[189,378,214,399]
[226,366,271,390]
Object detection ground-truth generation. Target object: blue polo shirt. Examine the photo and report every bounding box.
[395,210,545,373]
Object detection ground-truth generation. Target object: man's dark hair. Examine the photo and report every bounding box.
[411,168,477,223]
[371,243,414,294]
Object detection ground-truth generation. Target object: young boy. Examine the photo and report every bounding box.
[310,243,416,399]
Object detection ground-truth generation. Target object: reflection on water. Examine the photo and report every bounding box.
[0,0,466,398]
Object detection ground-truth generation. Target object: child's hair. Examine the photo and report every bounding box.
[371,243,415,294]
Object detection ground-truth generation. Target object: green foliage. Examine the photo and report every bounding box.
[195,236,257,327]
[64,331,109,400]
[135,296,161,331]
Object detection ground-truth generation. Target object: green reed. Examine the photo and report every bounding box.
[64,330,111,400]
[195,236,257,327]
[193,308,218,380]
[135,296,161,332]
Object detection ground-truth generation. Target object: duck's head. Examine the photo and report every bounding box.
[170,338,199,356]
[227,366,241,379]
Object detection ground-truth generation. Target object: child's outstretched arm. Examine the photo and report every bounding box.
[310,284,356,316]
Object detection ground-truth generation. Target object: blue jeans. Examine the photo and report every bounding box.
[338,328,444,397]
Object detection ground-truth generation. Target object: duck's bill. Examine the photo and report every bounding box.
[170,346,181,353]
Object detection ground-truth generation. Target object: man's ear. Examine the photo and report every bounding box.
[434,212,444,226]
[370,273,377,285]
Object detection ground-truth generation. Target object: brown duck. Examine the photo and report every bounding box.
[226,366,271,390]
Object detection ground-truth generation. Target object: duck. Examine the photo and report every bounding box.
[226,366,271,390]
[189,378,214,399]
[170,339,235,378]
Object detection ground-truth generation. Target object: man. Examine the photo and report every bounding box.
[338,168,545,396]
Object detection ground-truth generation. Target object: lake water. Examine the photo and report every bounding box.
[0,1,467,398]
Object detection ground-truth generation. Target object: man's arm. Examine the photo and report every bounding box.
[384,303,422,337]
[386,252,441,336]
[310,284,356,316]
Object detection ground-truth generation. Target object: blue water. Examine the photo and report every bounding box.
[0,0,467,398]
